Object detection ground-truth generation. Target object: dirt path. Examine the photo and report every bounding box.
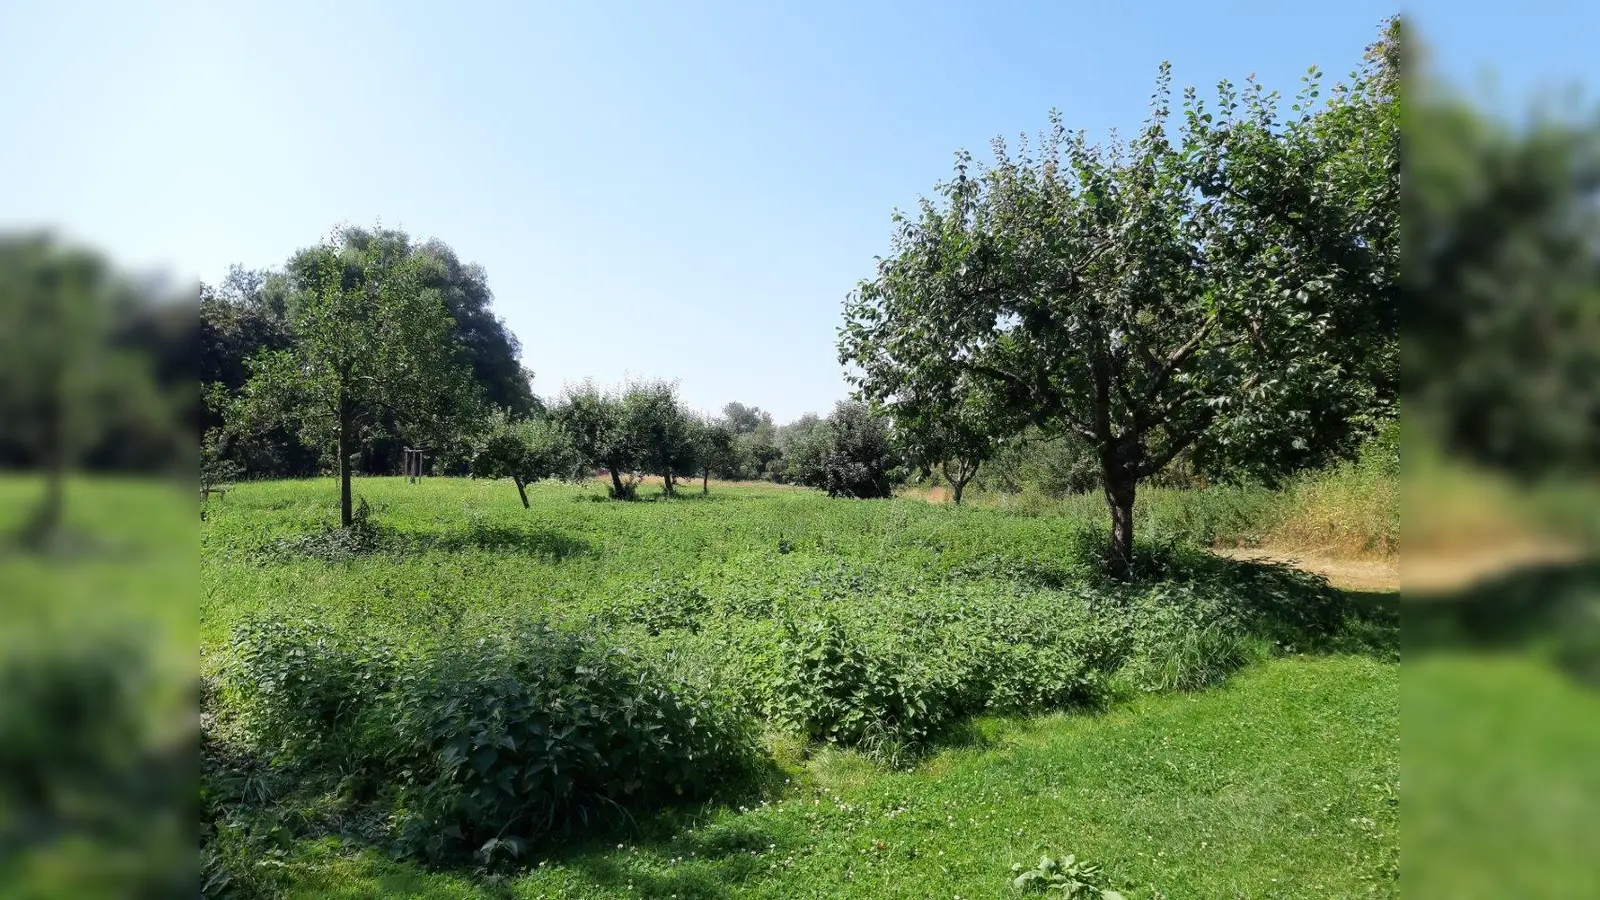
[1215,541,1590,595]
[1211,547,1399,593]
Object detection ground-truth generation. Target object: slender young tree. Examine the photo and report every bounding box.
[692,416,738,494]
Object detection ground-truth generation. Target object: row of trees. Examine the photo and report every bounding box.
[472,387,902,505]
[199,221,908,519]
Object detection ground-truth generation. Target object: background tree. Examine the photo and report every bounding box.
[841,33,1396,570]
[889,376,1013,505]
[691,415,738,493]
[785,401,900,498]
[470,411,578,507]
[736,420,782,479]
[0,234,175,548]
[1405,58,1600,476]
[974,428,1102,497]
[624,380,695,496]
[773,413,825,484]
[228,234,480,526]
[721,402,773,436]
[200,268,319,477]
[552,381,645,499]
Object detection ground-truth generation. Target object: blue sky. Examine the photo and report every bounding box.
[2,1,1595,420]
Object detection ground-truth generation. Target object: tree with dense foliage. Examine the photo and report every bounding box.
[691,415,738,493]
[200,268,320,477]
[552,381,642,499]
[1405,52,1600,476]
[0,234,175,547]
[735,420,781,479]
[228,235,480,526]
[786,401,900,498]
[721,402,773,436]
[623,380,696,496]
[470,411,578,507]
[201,228,535,478]
[840,29,1397,570]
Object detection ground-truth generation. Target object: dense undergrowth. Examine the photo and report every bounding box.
[198,478,1387,895]
[967,447,1399,559]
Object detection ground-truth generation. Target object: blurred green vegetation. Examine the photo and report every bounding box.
[0,477,195,900]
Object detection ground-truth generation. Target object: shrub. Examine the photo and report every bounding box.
[217,617,756,866]
[388,622,753,862]
[225,617,398,769]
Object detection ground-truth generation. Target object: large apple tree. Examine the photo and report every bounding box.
[840,30,1396,572]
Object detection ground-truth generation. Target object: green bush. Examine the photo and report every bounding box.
[387,622,753,863]
[216,617,757,866]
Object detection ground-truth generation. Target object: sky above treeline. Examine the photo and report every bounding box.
[3,1,1596,420]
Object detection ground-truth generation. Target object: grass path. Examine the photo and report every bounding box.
[286,655,1397,899]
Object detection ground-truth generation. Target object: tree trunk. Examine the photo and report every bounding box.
[662,471,674,497]
[609,467,626,498]
[1102,463,1136,577]
[338,395,354,528]
[513,475,529,509]
[942,458,978,506]
[21,396,64,546]
[702,469,709,495]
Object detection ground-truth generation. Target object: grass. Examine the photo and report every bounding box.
[926,458,1398,561]
[0,476,196,900]
[193,475,1401,898]
[277,654,1397,899]
[199,475,1311,648]
[1405,653,1600,898]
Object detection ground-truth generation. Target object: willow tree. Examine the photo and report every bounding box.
[231,234,479,527]
[841,31,1397,572]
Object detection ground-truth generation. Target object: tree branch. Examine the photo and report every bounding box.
[1137,414,1211,478]
[1136,310,1219,430]
[957,357,1096,442]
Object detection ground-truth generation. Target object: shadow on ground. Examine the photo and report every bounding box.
[416,521,593,559]
[1406,559,1600,684]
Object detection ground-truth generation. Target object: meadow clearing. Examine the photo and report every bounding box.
[200,475,1402,898]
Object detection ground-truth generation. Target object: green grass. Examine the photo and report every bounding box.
[0,476,195,900]
[196,476,1401,897]
[278,655,1397,899]
[1405,653,1600,898]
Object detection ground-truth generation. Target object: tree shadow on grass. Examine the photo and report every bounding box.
[407,522,593,560]
[1405,558,1599,685]
[541,814,787,899]
[1120,544,1400,662]
[361,760,793,899]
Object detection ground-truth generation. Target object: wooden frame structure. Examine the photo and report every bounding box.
[402,447,428,483]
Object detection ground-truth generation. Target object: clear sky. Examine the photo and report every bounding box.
[2,1,1595,421]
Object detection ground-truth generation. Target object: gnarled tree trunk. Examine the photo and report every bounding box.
[1101,456,1137,577]
[943,457,979,505]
